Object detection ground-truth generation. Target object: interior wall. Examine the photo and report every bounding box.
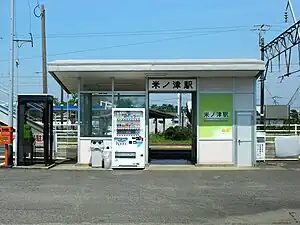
[79,138,112,164]
[197,77,256,165]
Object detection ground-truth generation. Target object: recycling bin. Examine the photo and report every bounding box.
[90,140,104,168]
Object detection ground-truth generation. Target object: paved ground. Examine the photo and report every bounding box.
[1,169,300,225]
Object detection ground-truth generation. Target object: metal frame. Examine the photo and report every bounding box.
[261,20,300,81]
[145,77,149,165]
[16,94,54,166]
[252,78,257,166]
[147,77,198,165]
[232,77,237,164]
[77,77,81,163]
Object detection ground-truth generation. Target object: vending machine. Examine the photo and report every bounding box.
[112,108,145,168]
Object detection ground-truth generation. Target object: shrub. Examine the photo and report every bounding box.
[163,125,192,140]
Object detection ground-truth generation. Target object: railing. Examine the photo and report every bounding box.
[256,124,300,159]
[53,124,78,159]
[257,124,300,144]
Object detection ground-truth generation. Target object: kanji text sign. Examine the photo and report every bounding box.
[203,111,229,120]
[148,79,196,92]
[199,93,233,139]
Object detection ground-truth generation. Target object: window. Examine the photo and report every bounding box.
[114,92,145,108]
[80,93,112,137]
[80,92,145,137]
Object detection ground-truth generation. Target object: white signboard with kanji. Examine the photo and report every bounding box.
[148,79,196,92]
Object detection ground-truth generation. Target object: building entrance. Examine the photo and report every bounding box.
[147,78,197,165]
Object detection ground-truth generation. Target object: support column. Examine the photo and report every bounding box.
[111,77,115,107]
[145,77,149,165]
[191,91,197,164]
[196,77,200,165]
[44,101,49,166]
[49,97,53,162]
[77,77,81,164]
[155,118,158,134]
[163,118,166,132]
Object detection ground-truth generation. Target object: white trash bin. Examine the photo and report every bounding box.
[103,147,112,169]
[90,141,104,168]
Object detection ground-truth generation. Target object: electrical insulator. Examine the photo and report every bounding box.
[284,11,288,22]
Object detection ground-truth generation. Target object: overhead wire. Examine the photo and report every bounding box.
[27,0,32,33]
[15,22,288,39]
[0,21,293,77]
[0,27,271,64]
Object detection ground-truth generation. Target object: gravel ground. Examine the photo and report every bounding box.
[0,169,300,224]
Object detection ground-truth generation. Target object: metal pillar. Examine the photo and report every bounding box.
[77,77,81,163]
[260,32,265,125]
[60,88,64,125]
[111,77,115,107]
[145,77,149,164]
[8,0,15,166]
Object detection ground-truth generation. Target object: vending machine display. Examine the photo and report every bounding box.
[112,108,145,168]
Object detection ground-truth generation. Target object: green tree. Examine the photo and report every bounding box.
[151,104,177,113]
[67,93,78,105]
[289,109,299,124]
[116,98,134,108]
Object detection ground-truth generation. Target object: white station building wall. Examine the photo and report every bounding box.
[197,77,256,166]
[77,77,256,166]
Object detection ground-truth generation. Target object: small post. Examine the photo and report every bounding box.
[4,144,9,167]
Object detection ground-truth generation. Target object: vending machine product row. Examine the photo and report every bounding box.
[111,108,146,168]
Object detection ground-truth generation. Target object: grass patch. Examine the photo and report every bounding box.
[149,133,191,145]
[57,138,77,142]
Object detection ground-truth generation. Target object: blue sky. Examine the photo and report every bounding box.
[1,0,300,107]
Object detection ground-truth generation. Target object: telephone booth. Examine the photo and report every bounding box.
[17,94,54,166]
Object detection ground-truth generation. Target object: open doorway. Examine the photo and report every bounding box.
[148,92,197,165]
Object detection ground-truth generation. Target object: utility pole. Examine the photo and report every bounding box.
[251,24,270,125]
[41,4,48,94]
[259,27,265,125]
[8,0,15,167]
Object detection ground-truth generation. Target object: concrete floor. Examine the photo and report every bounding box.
[1,169,300,225]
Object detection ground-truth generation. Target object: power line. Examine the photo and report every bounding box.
[0,22,289,67]
[265,86,273,98]
[15,28,283,39]
[0,28,248,64]
[15,23,287,39]
[27,0,32,33]
[23,21,288,36]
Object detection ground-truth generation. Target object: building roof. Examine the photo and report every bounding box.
[48,58,265,93]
